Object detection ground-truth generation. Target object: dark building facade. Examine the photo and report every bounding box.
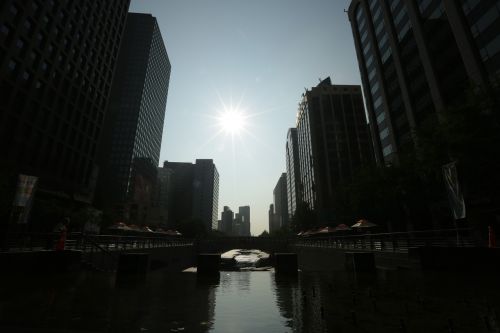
[273,172,289,231]
[97,13,170,219]
[268,203,276,234]
[238,205,251,236]
[285,128,301,218]
[192,159,219,231]
[163,159,219,231]
[220,205,234,235]
[0,0,130,208]
[348,0,500,165]
[296,78,373,222]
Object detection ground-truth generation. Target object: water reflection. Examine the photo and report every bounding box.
[1,270,499,332]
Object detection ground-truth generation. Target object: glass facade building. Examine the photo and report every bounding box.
[349,0,500,165]
[285,128,301,218]
[98,13,171,212]
[296,78,373,221]
[273,172,288,231]
[163,159,219,231]
[0,0,130,203]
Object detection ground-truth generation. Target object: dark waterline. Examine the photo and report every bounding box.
[1,269,499,332]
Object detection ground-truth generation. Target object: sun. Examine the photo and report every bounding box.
[217,108,246,135]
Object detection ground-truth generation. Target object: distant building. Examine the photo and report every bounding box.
[150,166,173,226]
[221,206,234,235]
[286,128,302,218]
[296,78,373,222]
[273,173,289,231]
[97,13,171,221]
[268,203,278,234]
[0,0,130,210]
[163,159,219,231]
[238,206,251,236]
[348,0,500,165]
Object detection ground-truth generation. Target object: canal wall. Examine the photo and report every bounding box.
[291,246,418,271]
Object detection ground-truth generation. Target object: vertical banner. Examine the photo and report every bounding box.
[442,161,466,220]
[11,174,38,224]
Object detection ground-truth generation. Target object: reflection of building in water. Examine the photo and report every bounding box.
[275,273,337,332]
[110,272,216,332]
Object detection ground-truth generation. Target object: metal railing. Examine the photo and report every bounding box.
[290,228,476,253]
[3,232,194,253]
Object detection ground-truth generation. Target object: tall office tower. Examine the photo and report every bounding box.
[268,204,276,234]
[98,13,170,218]
[285,128,302,218]
[233,213,242,236]
[348,0,500,165]
[163,159,219,231]
[192,159,219,231]
[273,173,289,230]
[0,1,130,211]
[296,78,373,221]
[238,205,251,236]
[221,206,234,235]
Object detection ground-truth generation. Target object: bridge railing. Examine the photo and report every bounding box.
[290,228,476,253]
[2,232,195,253]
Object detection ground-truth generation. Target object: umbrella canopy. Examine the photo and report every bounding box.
[317,226,336,234]
[351,219,377,228]
[334,224,352,231]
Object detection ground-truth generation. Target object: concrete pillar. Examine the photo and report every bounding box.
[345,252,375,272]
[275,253,298,274]
[197,254,220,275]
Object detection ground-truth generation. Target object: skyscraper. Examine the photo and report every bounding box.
[221,206,234,235]
[192,159,219,231]
[97,13,171,217]
[268,204,276,234]
[296,78,373,222]
[163,159,219,231]
[348,0,500,165]
[0,0,130,211]
[238,205,251,236]
[286,128,301,218]
[273,173,289,231]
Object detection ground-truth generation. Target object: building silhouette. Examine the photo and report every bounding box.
[150,165,173,226]
[192,159,219,231]
[268,204,276,234]
[273,172,289,231]
[348,0,500,165]
[163,159,219,231]
[238,206,251,236]
[0,0,130,211]
[286,128,302,219]
[97,13,170,222]
[220,206,234,235]
[296,78,373,222]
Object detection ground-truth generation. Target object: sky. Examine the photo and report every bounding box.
[130,0,362,235]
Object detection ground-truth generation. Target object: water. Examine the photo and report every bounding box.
[1,269,499,332]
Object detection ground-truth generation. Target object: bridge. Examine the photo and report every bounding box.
[2,228,485,272]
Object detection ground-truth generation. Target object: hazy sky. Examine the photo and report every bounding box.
[130,0,362,235]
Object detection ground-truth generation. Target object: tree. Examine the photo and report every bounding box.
[258,230,270,237]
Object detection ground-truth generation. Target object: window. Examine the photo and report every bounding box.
[376,111,385,124]
[16,39,24,49]
[383,144,393,156]
[379,127,390,140]
[8,60,18,72]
